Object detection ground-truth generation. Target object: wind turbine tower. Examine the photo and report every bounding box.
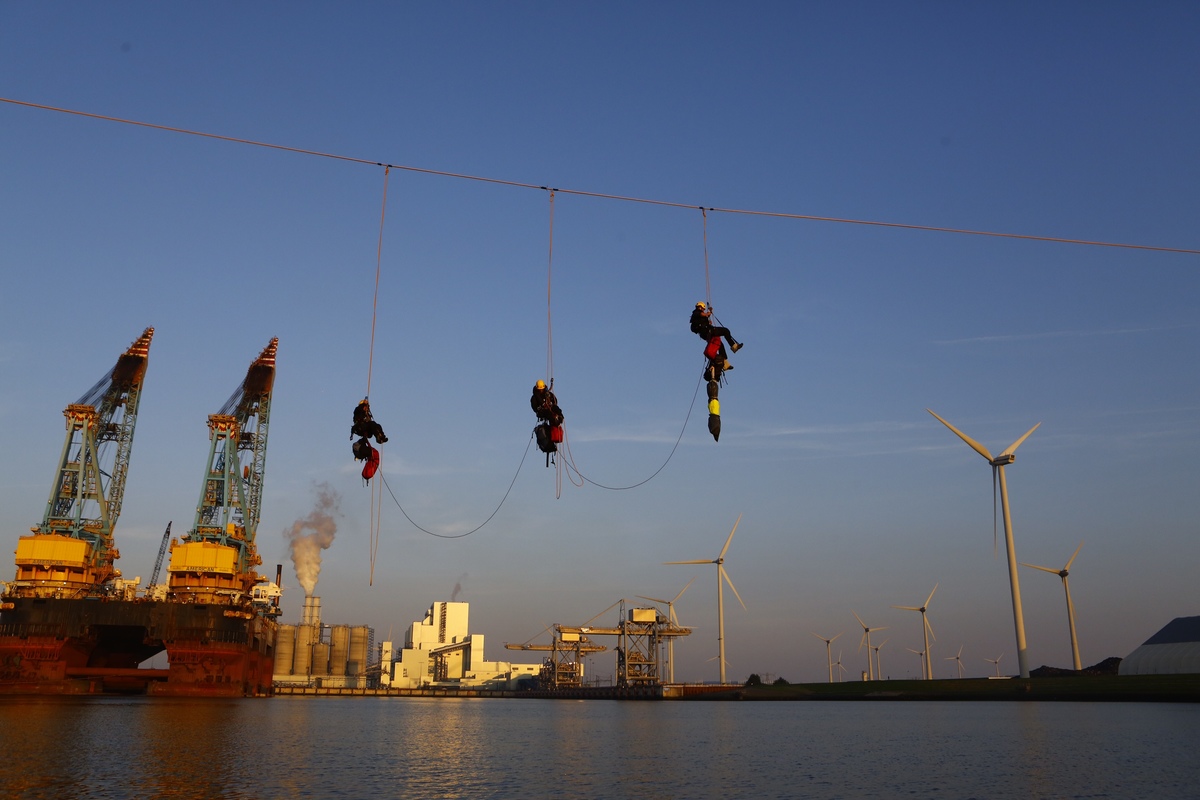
[985,653,1004,677]
[906,647,926,679]
[1021,541,1084,671]
[928,409,1040,679]
[945,644,965,678]
[637,576,697,684]
[810,631,843,684]
[873,638,889,681]
[891,583,937,681]
[851,611,887,680]
[665,514,745,684]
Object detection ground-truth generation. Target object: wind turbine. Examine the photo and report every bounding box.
[906,647,926,679]
[638,576,697,684]
[928,409,1040,678]
[665,515,746,684]
[984,653,1004,677]
[834,651,847,682]
[1021,541,1084,671]
[945,644,965,679]
[891,583,937,681]
[872,638,889,681]
[810,631,843,684]
[851,611,887,680]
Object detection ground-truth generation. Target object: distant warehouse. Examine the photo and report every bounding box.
[1119,616,1200,675]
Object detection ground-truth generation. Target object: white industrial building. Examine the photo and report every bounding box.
[1119,616,1200,675]
[380,601,541,690]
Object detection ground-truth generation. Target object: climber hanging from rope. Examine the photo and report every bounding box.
[531,379,565,462]
[351,397,387,483]
[690,302,743,442]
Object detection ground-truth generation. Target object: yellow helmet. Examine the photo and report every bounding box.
[696,301,706,309]
[535,380,546,390]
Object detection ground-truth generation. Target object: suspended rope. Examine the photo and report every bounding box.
[6,97,1196,256]
[546,190,556,385]
[367,165,391,585]
[558,370,704,491]
[702,207,712,309]
[377,434,535,539]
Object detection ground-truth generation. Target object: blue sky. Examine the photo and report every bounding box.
[1,3,1197,683]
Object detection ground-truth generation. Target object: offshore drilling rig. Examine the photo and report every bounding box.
[0,331,283,696]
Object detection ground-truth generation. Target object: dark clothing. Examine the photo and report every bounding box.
[531,387,564,427]
[690,308,737,347]
[351,400,387,444]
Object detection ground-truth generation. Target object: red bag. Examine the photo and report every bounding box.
[362,446,380,480]
[550,425,564,443]
[704,336,721,360]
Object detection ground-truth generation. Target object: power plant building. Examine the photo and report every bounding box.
[380,601,540,690]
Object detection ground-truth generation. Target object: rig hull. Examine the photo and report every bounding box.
[0,597,276,696]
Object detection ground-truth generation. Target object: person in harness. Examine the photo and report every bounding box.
[351,398,387,481]
[351,398,388,444]
[689,302,744,358]
[531,379,564,457]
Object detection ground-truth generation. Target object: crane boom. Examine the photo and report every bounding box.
[167,338,278,605]
[148,521,172,590]
[9,328,154,599]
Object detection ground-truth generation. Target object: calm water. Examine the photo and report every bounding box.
[1,696,1196,799]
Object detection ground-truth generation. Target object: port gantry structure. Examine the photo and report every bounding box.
[554,599,692,689]
[166,338,280,608]
[7,328,155,600]
[504,634,608,689]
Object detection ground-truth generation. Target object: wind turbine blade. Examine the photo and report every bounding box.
[664,559,712,565]
[851,610,867,629]
[637,595,670,605]
[721,566,747,610]
[877,638,888,649]
[925,583,938,608]
[927,409,994,461]
[672,576,698,603]
[719,514,742,560]
[1020,562,1060,575]
[859,633,868,652]
[1065,541,1083,571]
[831,632,843,643]
[957,644,964,658]
[891,605,920,612]
[925,616,936,641]
[999,422,1041,458]
[809,631,829,642]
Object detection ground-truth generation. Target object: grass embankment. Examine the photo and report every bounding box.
[693,674,1200,702]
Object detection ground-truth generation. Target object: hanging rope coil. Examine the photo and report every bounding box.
[377,434,534,539]
[558,370,704,491]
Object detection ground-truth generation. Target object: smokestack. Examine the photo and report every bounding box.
[301,595,322,628]
[285,483,340,596]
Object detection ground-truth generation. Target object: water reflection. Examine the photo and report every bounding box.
[2,698,1197,799]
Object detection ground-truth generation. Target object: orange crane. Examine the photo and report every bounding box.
[8,328,154,599]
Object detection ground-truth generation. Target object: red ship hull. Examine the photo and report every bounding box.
[0,597,276,696]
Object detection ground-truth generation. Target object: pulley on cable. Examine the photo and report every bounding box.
[689,208,745,442]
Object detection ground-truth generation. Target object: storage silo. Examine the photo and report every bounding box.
[329,625,350,676]
[293,623,314,677]
[274,624,296,676]
[312,642,331,677]
[348,626,369,678]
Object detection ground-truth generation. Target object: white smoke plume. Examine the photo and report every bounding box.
[285,482,340,596]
